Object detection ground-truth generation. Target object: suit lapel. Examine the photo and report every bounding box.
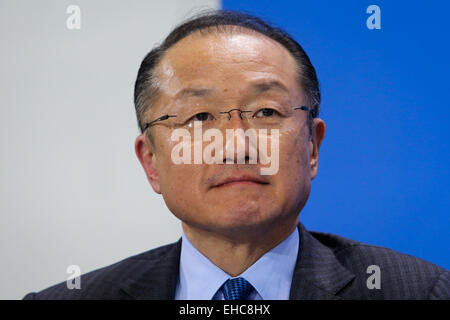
[289,223,355,299]
[119,223,355,300]
[119,239,182,300]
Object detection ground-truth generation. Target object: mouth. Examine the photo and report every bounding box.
[213,174,269,188]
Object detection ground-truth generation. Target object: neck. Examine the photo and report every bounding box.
[182,218,298,277]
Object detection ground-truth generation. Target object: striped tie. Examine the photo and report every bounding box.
[221,277,253,300]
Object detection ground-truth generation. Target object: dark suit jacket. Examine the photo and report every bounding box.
[23,223,449,300]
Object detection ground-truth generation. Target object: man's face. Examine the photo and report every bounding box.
[136,30,325,239]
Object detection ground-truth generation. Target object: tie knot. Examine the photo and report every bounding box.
[221,277,253,300]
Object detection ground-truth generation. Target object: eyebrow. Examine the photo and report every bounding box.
[249,80,290,94]
[174,80,289,101]
[175,87,213,101]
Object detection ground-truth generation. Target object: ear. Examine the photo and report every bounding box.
[135,134,161,194]
[309,118,326,180]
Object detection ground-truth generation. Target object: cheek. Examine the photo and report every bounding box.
[154,141,204,212]
[274,130,311,199]
[278,128,310,171]
[159,162,203,219]
[153,141,180,193]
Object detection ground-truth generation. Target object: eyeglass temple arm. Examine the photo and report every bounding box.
[293,106,317,117]
[143,114,177,131]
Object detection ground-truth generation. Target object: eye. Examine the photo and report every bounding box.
[254,108,279,118]
[191,112,214,121]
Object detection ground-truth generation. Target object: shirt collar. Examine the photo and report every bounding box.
[176,227,299,300]
[240,228,299,299]
[176,232,230,300]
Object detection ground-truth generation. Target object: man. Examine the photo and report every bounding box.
[24,10,449,300]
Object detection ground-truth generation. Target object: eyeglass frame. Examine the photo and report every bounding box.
[142,105,317,132]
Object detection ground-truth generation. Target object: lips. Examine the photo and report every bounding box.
[214,174,269,188]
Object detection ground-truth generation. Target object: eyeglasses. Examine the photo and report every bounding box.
[142,105,316,133]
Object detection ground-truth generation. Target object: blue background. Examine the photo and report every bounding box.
[223,0,449,268]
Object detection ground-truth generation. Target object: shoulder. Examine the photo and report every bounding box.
[23,241,180,300]
[309,230,449,299]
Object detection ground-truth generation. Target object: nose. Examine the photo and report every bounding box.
[219,109,257,165]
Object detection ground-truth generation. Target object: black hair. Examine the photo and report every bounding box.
[134,10,320,133]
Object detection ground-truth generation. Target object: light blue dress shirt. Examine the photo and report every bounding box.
[175,227,299,300]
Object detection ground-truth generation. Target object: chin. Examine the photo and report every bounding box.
[206,205,279,234]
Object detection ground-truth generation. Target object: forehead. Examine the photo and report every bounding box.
[155,29,302,101]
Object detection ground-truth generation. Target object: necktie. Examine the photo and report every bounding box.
[221,277,254,300]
